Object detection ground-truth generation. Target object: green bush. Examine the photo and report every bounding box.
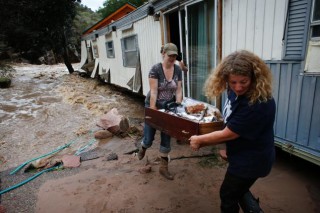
[0,77,11,88]
[0,62,14,88]
[0,62,14,78]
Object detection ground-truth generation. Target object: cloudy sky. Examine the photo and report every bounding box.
[81,0,105,11]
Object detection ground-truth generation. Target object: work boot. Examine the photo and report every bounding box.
[239,191,264,213]
[159,157,174,180]
[138,147,146,160]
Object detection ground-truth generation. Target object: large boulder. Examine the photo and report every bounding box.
[97,108,129,136]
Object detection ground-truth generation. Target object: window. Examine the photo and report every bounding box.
[304,0,320,74]
[105,41,115,58]
[311,0,320,39]
[93,45,99,58]
[121,35,138,67]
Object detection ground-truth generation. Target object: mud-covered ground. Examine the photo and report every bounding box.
[0,63,319,213]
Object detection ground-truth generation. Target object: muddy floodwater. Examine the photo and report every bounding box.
[0,63,144,171]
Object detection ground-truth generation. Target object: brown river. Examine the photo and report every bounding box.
[0,63,144,171]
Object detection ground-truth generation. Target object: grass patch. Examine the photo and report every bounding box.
[198,147,226,168]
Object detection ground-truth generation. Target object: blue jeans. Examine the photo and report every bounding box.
[141,122,171,154]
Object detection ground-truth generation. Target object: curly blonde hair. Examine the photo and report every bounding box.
[205,50,273,104]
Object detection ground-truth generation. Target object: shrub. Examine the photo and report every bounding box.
[0,62,15,88]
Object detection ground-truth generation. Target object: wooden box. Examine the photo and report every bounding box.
[144,107,224,141]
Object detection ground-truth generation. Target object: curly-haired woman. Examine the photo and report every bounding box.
[190,50,276,213]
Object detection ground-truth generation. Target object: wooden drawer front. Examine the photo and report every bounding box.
[199,122,224,135]
[145,108,198,140]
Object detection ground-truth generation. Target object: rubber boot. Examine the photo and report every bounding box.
[138,147,146,160]
[159,157,174,180]
[239,191,264,213]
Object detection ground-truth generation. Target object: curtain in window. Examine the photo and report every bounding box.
[187,1,207,101]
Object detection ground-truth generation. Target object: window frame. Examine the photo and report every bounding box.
[121,34,139,68]
[303,0,320,75]
[310,0,320,40]
[105,41,115,58]
[93,45,99,58]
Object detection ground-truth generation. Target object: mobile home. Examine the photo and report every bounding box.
[80,0,320,165]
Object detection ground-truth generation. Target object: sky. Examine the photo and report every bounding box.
[81,0,105,11]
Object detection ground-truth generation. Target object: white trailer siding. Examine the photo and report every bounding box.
[90,15,162,95]
[222,0,287,60]
[133,16,162,96]
[96,33,108,76]
[109,30,135,90]
[79,40,88,69]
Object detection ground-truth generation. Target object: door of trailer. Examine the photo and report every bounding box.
[164,0,217,104]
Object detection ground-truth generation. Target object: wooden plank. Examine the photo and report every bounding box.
[198,122,224,135]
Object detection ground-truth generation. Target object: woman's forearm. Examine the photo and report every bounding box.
[149,78,158,109]
[175,81,183,103]
[190,127,239,150]
[195,131,228,146]
[150,91,157,109]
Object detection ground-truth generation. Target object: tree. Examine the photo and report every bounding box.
[73,4,102,53]
[0,0,81,73]
[97,0,145,18]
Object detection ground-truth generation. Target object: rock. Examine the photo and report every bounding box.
[138,165,152,174]
[31,158,50,169]
[105,152,118,161]
[94,130,113,139]
[79,147,105,161]
[62,155,81,168]
[97,108,130,135]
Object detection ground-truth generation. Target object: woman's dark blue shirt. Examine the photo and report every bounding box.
[223,90,276,178]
